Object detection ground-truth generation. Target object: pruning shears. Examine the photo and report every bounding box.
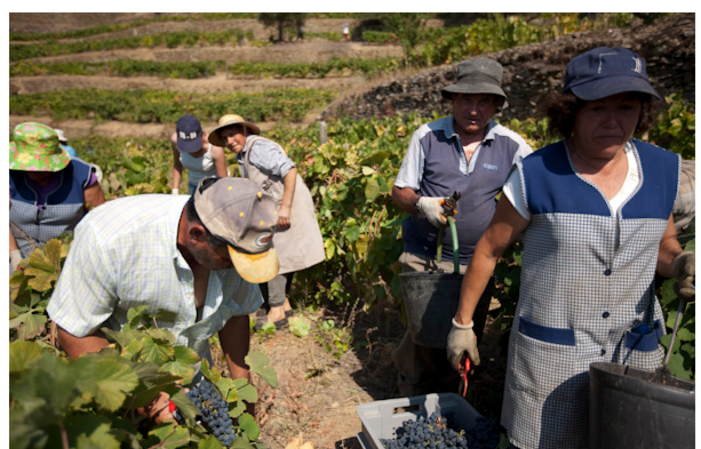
[436,191,461,273]
[458,352,471,397]
[441,191,461,219]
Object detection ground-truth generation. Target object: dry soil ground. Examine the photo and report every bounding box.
[9,14,506,449]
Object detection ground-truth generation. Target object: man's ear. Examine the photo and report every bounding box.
[189,223,208,243]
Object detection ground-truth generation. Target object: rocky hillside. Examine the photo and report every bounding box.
[322,14,695,123]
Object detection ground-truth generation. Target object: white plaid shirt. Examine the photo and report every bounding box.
[47,194,262,360]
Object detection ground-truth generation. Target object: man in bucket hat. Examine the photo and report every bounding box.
[390,57,533,396]
[47,177,278,422]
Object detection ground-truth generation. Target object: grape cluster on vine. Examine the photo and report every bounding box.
[186,378,237,447]
[380,413,501,449]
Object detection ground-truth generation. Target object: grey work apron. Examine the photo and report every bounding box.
[240,136,325,275]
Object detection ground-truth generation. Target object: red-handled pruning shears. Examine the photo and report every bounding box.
[458,352,471,397]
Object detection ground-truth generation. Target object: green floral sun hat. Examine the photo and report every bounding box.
[9,122,71,172]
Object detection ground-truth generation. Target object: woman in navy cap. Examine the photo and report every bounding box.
[170,114,229,195]
[446,47,695,449]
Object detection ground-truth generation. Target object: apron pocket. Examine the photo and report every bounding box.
[519,315,575,346]
[624,320,663,352]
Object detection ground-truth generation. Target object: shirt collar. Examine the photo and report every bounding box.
[446,118,498,143]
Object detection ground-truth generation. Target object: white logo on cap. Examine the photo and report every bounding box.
[631,57,642,73]
[255,232,272,248]
[597,51,618,73]
[178,131,198,140]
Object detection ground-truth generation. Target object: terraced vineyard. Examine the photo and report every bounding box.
[9,12,695,449]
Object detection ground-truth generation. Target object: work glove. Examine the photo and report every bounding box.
[447,318,480,370]
[10,249,22,273]
[672,251,695,301]
[172,188,179,195]
[416,196,447,228]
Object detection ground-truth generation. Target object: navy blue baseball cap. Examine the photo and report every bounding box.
[563,47,660,101]
[176,114,203,153]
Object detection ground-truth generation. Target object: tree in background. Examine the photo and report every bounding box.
[258,13,308,42]
[377,13,428,65]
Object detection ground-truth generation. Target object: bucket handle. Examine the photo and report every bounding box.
[436,217,459,274]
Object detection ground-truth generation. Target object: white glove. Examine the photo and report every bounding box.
[446,318,480,369]
[672,251,695,301]
[172,188,179,195]
[416,196,447,228]
[10,249,22,272]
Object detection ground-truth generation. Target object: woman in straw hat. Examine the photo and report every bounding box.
[210,114,325,329]
[9,122,106,272]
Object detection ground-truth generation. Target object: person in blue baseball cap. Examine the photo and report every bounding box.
[170,114,229,195]
[447,47,694,449]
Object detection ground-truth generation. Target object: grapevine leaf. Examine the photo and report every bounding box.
[235,380,258,405]
[364,178,380,201]
[675,327,694,342]
[216,377,238,402]
[238,413,260,441]
[30,353,83,412]
[355,234,369,258]
[126,305,150,330]
[9,340,44,373]
[359,150,389,167]
[90,359,140,411]
[65,414,120,449]
[170,388,199,424]
[101,327,138,352]
[346,225,361,242]
[9,410,47,449]
[160,345,199,380]
[148,422,192,448]
[198,435,224,449]
[24,255,59,292]
[324,239,336,259]
[289,315,311,338]
[231,436,256,448]
[245,351,278,388]
[44,238,63,266]
[141,336,175,365]
[129,362,182,409]
[17,312,47,340]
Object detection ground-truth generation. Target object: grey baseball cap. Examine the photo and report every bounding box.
[441,57,508,108]
[194,177,279,283]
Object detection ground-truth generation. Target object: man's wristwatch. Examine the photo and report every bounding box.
[414,196,422,211]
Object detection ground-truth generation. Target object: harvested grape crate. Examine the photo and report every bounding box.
[356,393,494,449]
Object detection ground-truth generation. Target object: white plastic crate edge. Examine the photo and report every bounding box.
[356,392,483,449]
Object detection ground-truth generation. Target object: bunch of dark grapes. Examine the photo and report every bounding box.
[380,413,501,449]
[186,379,236,447]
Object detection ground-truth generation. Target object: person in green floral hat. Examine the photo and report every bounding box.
[9,122,106,272]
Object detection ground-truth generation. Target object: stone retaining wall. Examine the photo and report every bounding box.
[322,14,695,123]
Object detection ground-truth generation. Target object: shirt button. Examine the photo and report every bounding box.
[601,349,607,356]
[604,269,612,276]
[602,312,610,318]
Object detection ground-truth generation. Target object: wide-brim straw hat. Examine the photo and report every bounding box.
[209,114,261,147]
[9,122,71,172]
[441,57,508,108]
